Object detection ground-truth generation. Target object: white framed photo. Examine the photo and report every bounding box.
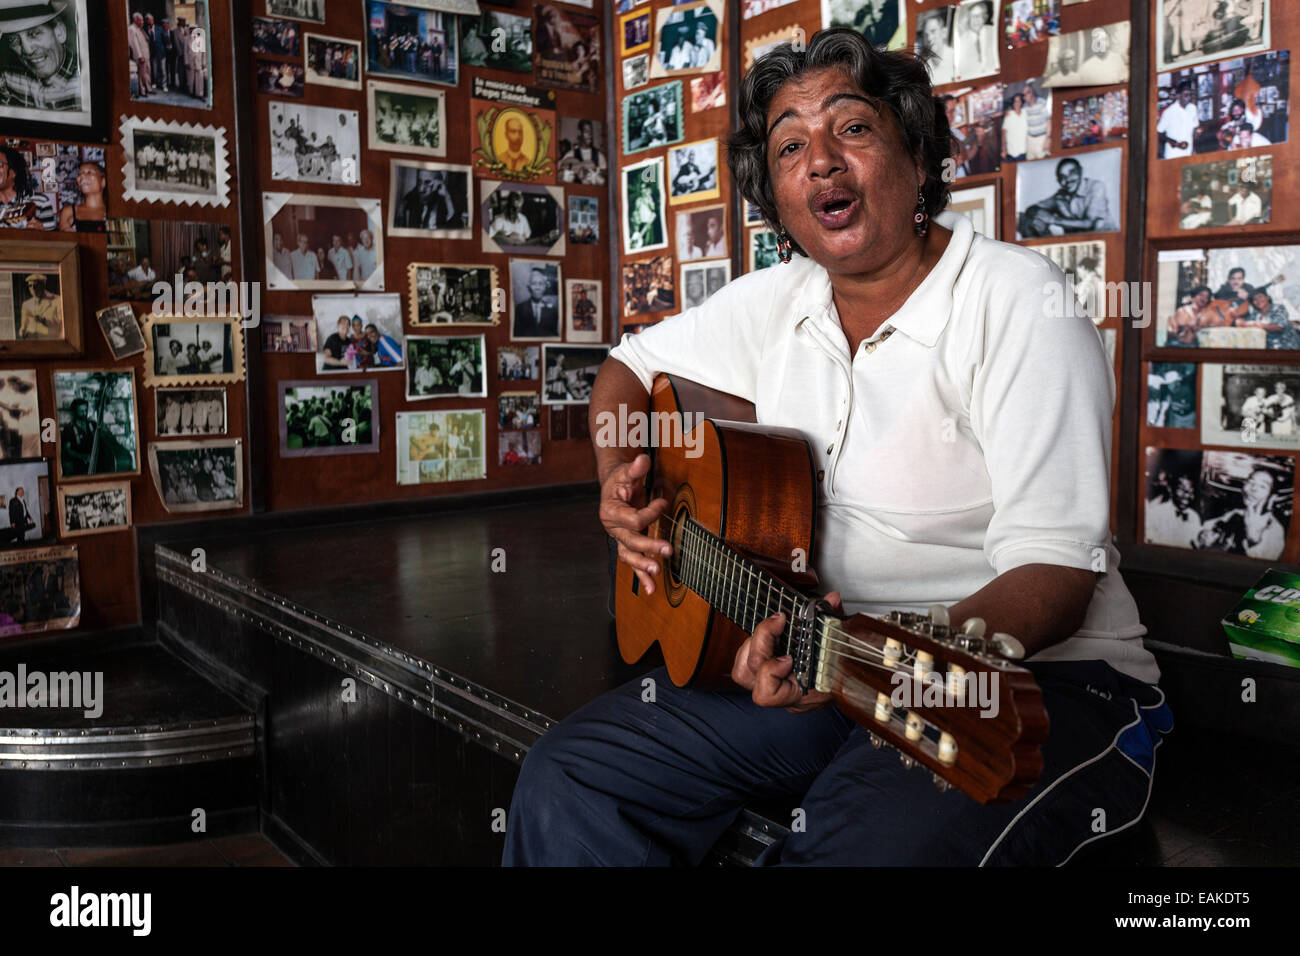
[947,182,999,239]
[57,480,130,538]
[304,33,362,90]
[263,193,385,291]
[509,258,563,342]
[156,387,228,437]
[679,259,730,310]
[367,80,446,157]
[312,293,405,374]
[565,278,604,343]
[622,155,668,254]
[388,160,472,239]
[405,335,487,400]
[120,116,230,208]
[269,102,361,186]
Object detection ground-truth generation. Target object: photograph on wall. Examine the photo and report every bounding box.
[461,9,532,72]
[0,257,70,346]
[365,1,458,87]
[57,481,129,538]
[0,457,52,548]
[1178,154,1272,229]
[744,0,799,19]
[279,380,378,457]
[676,204,728,260]
[367,81,445,159]
[142,315,245,388]
[1035,239,1106,323]
[1015,148,1122,239]
[568,195,599,245]
[623,82,684,153]
[0,545,80,637]
[498,344,539,381]
[156,387,227,437]
[1144,447,1205,550]
[95,303,145,360]
[680,260,730,311]
[0,139,106,233]
[149,438,243,513]
[823,0,906,51]
[395,409,486,485]
[651,0,723,79]
[120,117,230,208]
[125,2,212,109]
[622,255,674,317]
[52,369,139,481]
[1201,364,1300,449]
[471,101,557,184]
[622,156,668,255]
[389,160,472,239]
[0,370,40,461]
[952,0,1000,81]
[621,9,650,57]
[1156,0,1270,72]
[1003,0,1060,49]
[107,219,228,299]
[480,181,565,256]
[557,117,606,186]
[1000,78,1051,161]
[543,344,608,405]
[668,138,719,205]
[0,0,105,142]
[689,72,725,111]
[1155,50,1289,159]
[533,5,600,93]
[1155,244,1300,348]
[252,16,300,55]
[1042,22,1131,88]
[1062,90,1129,148]
[565,278,603,343]
[305,33,361,90]
[748,228,781,272]
[943,82,1003,178]
[263,193,384,291]
[1148,362,1198,430]
[499,393,540,431]
[744,26,801,72]
[623,53,649,90]
[257,59,304,97]
[946,182,999,238]
[409,263,499,327]
[313,293,405,373]
[269,102,361,187]
[261,315,318,353]
[266,0,324,23]
[499,429,541,467]
[510,258,562,341]
[914,6,956,86]
[406,335,487,400]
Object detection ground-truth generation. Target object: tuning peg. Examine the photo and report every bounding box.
[883,637,902,668]
[991,632,1025,660]
[913,649,934,682]
[904,711,924,741]
[938,731,957,767]
[961,616,986,638]
[945,663,966,700]
[873,692,892,724]
[928,604,950,626]
[931,773,950,792]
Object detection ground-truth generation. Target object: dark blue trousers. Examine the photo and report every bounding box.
[503,659,1172,866]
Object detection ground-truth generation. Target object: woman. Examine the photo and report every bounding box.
[504,28,1169,867]
[58,162,107,233]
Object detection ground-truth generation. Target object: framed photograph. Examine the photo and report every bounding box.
[148,438,244,513]
[623,82,684,153]
[0,457,52,547]
[822,0,906,50]
[52,368,140,481]
[142,315,245,388]
[1062,90,1129,149]
[304,33,361,90]
[621,9,651,57]
[557,117,607,186]
[952,0,1000,81]
[313,292,405,373]
[1001,78,1052,160]
[0,139,106,233]
[461,9,532,72]
[533,6,599,93]
[510,258,562,341]
[406,335,487,400]
[622,255,675,317]
[365,0,458,87]
[565,278,603,343]
[675,204,728,261]
[1201,364,1300,449]
[915,7,956,86]
[367,79,446,157]
[395,409,486,485]
[1179,155,1272,229]
[107,219,227,299]
[1042,22,1131,88]
[499,429,542,467]
[252,16,300,56]
[1156,51,1289,159]
[1035,239,1106,323]
[543,344,608,405]
[623,53,649,90]
[498,344,539,381]
[120,117,230,208]
[95,303,145,360]
[680,259,730,311]
[499,392,541,430]
[651,0,723,79]
[388,160,472,239]
[668,138,719,205]
[257,58,304,97]
[266,0,325,23]
[261,315,318,353]
[0,544,80,637]
[568,195,599,244]
[622,156,668,254]
[0,369,40,460]
[279,379,379,457]
[1147,361,1197,428]
[1002,0,1061,49]
[748,228,779,272]
[57,480,129,538]
[1155,244,1300,349]
[945,82,1004,178]
[480,181,565,256]
[0,240,83,356]
[744,25,801,72]
[689,72,726,112]
[0,0,109,143]
[408,263,499,327]
[1156,0,1270,72]
[744,0,799,18]
[947,182,1000,239]
[125,1,212,109]
[263,193,384,291]
[269,102,361,187]
[156,387,227,437]
[471,101,558,184]
[1015,147,1122,239]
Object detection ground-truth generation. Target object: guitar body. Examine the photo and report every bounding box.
[615,373,819,688]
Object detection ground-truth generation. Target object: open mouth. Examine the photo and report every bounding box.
[811,189,859,228]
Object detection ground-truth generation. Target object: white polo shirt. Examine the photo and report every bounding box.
[609,211,1158,684]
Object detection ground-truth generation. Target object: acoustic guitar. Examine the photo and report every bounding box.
[615,373,1049,805]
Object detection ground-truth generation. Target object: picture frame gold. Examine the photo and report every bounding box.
[141,314,247,388]
[0,241,84,357]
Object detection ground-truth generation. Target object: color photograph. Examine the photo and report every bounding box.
[313,293,405,374]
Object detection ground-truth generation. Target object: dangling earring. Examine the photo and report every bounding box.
[913,188,929,238]
[776,230,793,263]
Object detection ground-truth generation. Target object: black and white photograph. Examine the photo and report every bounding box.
[623,81,685,153]
[480,181,565,256]
[148,439,243,513]
[366,0,458,88]
[0,457,52,547]
[1035,239,1106,323]
[1042,22,1131,88]
[367,80,445,157]
[143,316,244,388]
[0,0,107,143]
[0,369,40,461]
[266,0,324,23]
[1179,155,1272,229]
[279,380,378,458]
[623,53,649,90]
[915,6,956,86]
[668,138,719,205]
[1015,147,1122,239]
[57,480,129,538]
[557,117,607,186]
[680,259,730,310]
[95,303,145,360]
[953,0,999,81]
[1202,365,1300,448]
[749,228,780,271]
[622,156,668,254]
[305,33,361,90]
[125,2,211,109]
[498,344,539,381]
[120,116,230,208]
[565,278,603,343]
[263,193,384,291]
[621,255,674,316]
[313,293,405,374]
[409,263,499,327]
[510,259,562,342]
[156,387,227,437]
[107,219,228,299]
[1144,447,1206,550]
[269,102,361,187]
[651,0,723,78]
[252,16,300,56]
[1156,51,1289,159]
[257,58,304,97]
[461,9,532,72]
[1156,0,1270,72]
[823,0,906,52]
[1147,362,1198,429]
[499,429,541,467]
[1,265,64,343]
[533,5,600,94]
[395,409,486,485]
[499,393,541,431]
[1156,243,1300,348]
[1001,78,1052,160]
[0,544,80,637]
[52,368,140,481]
[389,160,472,239]
[568,195,599,244]
[406,335,487,400]
[542,344,608,405]
[261,315,318,353]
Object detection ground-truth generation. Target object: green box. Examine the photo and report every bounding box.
[1221,569,1300,669]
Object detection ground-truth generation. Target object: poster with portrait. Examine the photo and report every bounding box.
[533,5,600,93]
[822,0,906,52]
[269,102,361,187]
[471,100,557,184]
[395,409,486,485]
[263,193,385,291]
[1042,22,1131,88]
[1154,244,1300,349]
[651,0,723,79]
[1156,0,1270,72]
[125,1,212,109]
[1015,147,1122,240]
[480,181,565,256]
[365,1,458,86]
[312,293,405,374]
[0,0,108,142]
[622,156,668,255]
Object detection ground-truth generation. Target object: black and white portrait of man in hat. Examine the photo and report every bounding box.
[0,0,92,125]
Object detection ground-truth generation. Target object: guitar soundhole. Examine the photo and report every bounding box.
[665,487,696,607]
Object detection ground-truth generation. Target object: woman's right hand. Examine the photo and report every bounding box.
[599,452,671,596]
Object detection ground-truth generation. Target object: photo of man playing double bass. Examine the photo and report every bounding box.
[53,369,139,479]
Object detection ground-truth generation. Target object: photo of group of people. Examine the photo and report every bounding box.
[0,140,107,233]
[366,0,459,87]
[1202,365,1300,449]
[149,441,242,513]
[915,1,1001,86]
[156,388,226,437]
[406,336,486,400]
[58,482,129,537]
[1062,91,1129,148]
[622,256,675,318]
[279,381,378,457]
[313,293,405,373]
[410,265,496,326]
[1156,244,1299,349]
[306,34,361,90]
[125,3,211,109]
[368,81,445,157]
[122,120,226,206]
[264,194,383,290]
[1156,50,1289,159]
[497,346,539,381]
[0,545,80,637]
[395,410,486,485]
[269,103,361,186]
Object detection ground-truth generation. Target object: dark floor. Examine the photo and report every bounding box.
[0,833,292,867]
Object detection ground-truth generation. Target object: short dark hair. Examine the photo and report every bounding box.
[1229,267,1246,278]
[727,27,951,256]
